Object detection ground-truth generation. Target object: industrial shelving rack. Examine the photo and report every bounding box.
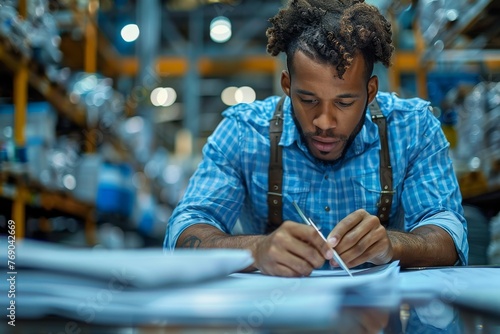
[1,0,499,244]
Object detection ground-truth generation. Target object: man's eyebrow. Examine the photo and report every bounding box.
[296,89,315,96]
[336,93,361,99]
[296,90,361,99]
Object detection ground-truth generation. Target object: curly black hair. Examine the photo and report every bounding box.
[266,0,394,80]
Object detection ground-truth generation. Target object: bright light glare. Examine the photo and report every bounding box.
[121,24,140,42]
[221,86,238,106]
[210,16,231,43]
[163,87,177,107]
[235,86,256,104]
[150,87,177,107]
[63,174,76,190]
[151,87,167,106]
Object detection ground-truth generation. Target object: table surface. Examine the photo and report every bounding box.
[4,297,500,334]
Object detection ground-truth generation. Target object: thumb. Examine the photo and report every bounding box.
[327,234,339,248]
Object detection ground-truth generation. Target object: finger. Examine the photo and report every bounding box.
[259,241,313,277]
[276,226,328,269]
[278,254,316,277]
[261,262,307,277]
[331,215,384,266]
[270,223,327,272]
[338,233,378,268]
[327,209,369,247]
[270,246,317,277]
[287,236,329,269]
[341,226,392,266]
[285,221,333,261]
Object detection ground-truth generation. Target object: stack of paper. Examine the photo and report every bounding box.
[0,237,401,328]
[400,266,500,317]
[0,238,254,288]
[0,238,251,322]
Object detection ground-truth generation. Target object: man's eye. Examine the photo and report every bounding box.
[337,101,355,107]
[300,98,318,104]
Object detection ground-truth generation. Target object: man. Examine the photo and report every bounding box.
[164,0,468,277]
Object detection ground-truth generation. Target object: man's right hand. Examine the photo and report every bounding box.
[253,221,334,277]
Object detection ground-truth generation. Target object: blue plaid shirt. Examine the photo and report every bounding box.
[164,92,468,265]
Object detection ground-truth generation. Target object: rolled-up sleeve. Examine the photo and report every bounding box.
[164,211,227,251]
[164,117,246,250]
[412,211,468,265]
[401,105,468,265]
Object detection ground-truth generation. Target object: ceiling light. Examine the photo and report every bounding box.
[151,87,177,107]
[210,16,232,43]
[235,86,256,104]
[162,87,177,107]
[221,86,238,106]
[121,24,140,42]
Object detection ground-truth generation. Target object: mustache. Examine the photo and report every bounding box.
[303,128,348,141]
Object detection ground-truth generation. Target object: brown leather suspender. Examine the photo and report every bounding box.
[267,95,286,232]
[368,99,394,227]
[266,96,393,232]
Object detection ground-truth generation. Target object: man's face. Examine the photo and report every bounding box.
[281,51,378,162]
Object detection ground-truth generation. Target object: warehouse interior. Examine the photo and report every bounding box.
[1,0,500,265]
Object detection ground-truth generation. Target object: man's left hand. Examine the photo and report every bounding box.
[327,209,393,268]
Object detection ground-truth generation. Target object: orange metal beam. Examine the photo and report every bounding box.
[393,51,418,72]
[12,0,29,235]
[156,57,189,76]
[84,1,99,153]
[84,18,97,73]
[117,56,277,77]
[13,186,25,239]
[13,62,28,147]
[18,0,27,17]
[484,59,500,70]
[198,56,278,76]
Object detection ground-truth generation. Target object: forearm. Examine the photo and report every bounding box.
[176,223,265,271]
[388,225,458,267]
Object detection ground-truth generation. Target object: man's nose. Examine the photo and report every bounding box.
[312,104,337,131]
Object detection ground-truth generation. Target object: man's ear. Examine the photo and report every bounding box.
[367,75,379,103]
[281,70,291,96]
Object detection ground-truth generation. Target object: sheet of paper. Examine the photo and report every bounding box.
[0,237,253,289]
[4,269,342,326]
[230,261,400,288]
[400,267,500,294]
[230,261,401,307]
[399,266,500,311]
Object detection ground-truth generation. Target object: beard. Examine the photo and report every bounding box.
[292,102,368,166]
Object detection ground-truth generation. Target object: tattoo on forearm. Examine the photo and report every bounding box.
[180,235,201,248]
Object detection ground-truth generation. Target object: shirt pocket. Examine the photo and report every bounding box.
[250,172,310,222]
[350,171,383,217]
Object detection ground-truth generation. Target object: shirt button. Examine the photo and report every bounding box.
[324,175,329,180]
[325,206,330,212]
